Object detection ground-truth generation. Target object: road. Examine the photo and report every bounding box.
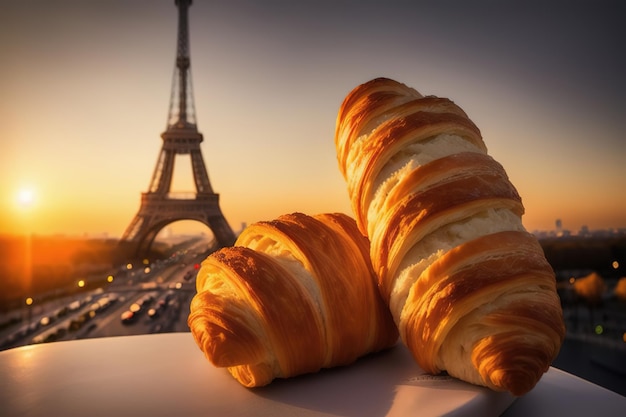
[0,238,211,351]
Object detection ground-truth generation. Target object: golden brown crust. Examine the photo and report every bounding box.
[334,77,565,396]
[348,110,486,233]
[335,78,423,177]
[190,247,326,382]
[188,212,398,387]
[402,232,560,369]
[375,168,524,300]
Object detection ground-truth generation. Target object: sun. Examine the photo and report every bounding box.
[17,188,35,207]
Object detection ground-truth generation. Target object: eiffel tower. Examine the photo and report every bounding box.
[120,0,235,256]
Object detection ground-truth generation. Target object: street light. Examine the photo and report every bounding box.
[25,297,34,326]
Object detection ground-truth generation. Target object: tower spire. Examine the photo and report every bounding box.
[167,0,196,128]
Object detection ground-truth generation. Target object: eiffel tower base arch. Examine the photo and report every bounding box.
[119,192,236,259]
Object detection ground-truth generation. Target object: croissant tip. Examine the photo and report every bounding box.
[487,366,546,397]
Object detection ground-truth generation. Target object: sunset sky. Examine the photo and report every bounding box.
[1,0,624,238]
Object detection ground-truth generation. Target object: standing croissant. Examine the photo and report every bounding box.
[335,77,565,396]
[188,212,398,387]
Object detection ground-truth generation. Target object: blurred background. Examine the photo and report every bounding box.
[1,0,624,397]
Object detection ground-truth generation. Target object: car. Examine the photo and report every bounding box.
[168,282,183,290]
[120,310,137,325]
[69,312,91,332]
[67,300,82,311]
[39,316,53,327]
[84,323,98,333]
[147,307,159,319]
[54,306,69,318]
[147,299,168,319]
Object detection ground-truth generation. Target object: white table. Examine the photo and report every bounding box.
[0,333,623,417]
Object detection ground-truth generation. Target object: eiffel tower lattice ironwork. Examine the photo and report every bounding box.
[120,0,235,255]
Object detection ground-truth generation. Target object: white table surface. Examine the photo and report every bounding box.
[0,333,623,417]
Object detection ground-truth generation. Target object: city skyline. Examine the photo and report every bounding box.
[1,0,625,238]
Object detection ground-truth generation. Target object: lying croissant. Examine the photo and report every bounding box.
[188,212,398,387]
[335,77,565,396]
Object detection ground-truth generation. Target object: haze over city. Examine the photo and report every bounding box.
[2,0,624,238]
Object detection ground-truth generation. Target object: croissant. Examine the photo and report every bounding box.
[188,212,398,387]
[334,77,565,396]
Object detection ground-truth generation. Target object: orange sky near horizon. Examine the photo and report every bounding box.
[1,1,625,238]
